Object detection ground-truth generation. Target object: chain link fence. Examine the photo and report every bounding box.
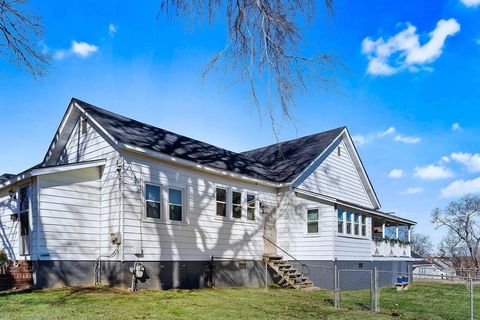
[291,262,480,319]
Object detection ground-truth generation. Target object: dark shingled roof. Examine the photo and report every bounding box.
[74,98,345,183]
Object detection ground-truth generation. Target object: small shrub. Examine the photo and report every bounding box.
[0,249,8,267]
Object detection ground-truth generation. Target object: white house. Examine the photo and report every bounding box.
[0,98,416,289]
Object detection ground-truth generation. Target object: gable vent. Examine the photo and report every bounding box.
[81,118,88,135]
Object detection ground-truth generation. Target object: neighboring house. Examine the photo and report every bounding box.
[413,256,456,279]
[0,98,416,289]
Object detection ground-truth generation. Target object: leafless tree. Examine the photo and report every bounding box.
[411,232,433,257]
[432,194,480,268]
[159,0,339,136]
[0,0,49,76]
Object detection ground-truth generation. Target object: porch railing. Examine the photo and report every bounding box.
[372,240,411,257]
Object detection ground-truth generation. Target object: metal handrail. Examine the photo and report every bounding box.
[262,235,310,275]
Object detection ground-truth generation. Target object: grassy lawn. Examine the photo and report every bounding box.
[0,282,478,319]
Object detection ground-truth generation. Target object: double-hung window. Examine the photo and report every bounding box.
[361,215,367,237]
[354,214,360,236]
[168,188,183,221]
[346,212,352,234]
[232,191,242,219]
[337,210,344,233]
[216,187,227,217]
[145,184,161,219]
[247,194,256,220]
[307,209,319,234]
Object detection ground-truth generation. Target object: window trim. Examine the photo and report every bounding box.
[306,208,320,234]
[337,209,344,234]
[246,193,257,221]
[215,186,228,218]
[168,187,184,222]
[231,189,243,219]
[144,183,162,221]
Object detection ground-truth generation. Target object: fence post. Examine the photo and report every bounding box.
[470,277,474,320]
[264,260,268,289]
[334,264,339,308]
[374,267,379,312]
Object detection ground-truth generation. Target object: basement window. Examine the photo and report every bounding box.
[145,184,161,219]
[232,191,242,219]
[216,187,227,217]
[307,209,319,234]
[168,188,183,222]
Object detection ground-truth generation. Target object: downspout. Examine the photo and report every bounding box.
[332,204,336,263]
[118,153,125,263]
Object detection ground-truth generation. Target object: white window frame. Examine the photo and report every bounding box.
[361,215,367,237]
[354,213,360,236]
[231,189,243,219]
[144,183,162,221]
[337,209,344,234]
[167,186,185,223]
[306,208,319,234]
[246,193,257,221]
[215,186,228,218]
[17,184,31,256]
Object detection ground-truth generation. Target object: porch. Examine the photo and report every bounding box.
[371,217,412,258]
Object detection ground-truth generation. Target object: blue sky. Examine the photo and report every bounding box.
[0,0,479,246]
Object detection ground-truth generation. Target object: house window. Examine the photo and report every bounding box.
[337,210,344,233]
[232,191,242,219]
[247,194,256,220]
[216,187,227,217]
[145,184,161,219]
[354,214,360,235]
[307,209,319,234]
[361,215,367,237]
[81,118,88,135]
[346,212,352,234]
[18,186,29,236]
[168,188,183,221]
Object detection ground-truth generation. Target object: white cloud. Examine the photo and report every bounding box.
[441,177,480,198]
[72,41,98,57]
[380,127,396,137]
[394,134,421,144]
[362,19,460,76]
[452,123,462,131]
[109,23,118,36]
[461,0,480,7]
[352,135,367,146]
[440,156,451,164]
[414,165,454,180]
[450,152,480,173]
[388,169,404,178]
[54,41,98,59]
[402,187,424,195]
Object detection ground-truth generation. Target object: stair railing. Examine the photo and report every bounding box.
[262,236,310,276]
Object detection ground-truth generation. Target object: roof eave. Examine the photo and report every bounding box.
[119,143,289,189]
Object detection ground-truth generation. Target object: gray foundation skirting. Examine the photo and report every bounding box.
[31,259,413,290]
[32,259,270,290]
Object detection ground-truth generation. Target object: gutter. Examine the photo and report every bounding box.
[119,143,290,189]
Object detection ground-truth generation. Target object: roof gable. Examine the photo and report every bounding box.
[292,129,380,209]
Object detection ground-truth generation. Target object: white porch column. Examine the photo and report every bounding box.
[408,226,411,242]
[395,225,399,240]
[382,222,385,239]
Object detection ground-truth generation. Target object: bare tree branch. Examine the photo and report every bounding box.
[158,0,341,136]
[0,0,49,77]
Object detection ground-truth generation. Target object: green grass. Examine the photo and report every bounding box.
[0,282,478,319]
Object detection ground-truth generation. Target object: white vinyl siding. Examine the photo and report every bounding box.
[297,140,374,209]
[277,190,334,260]
[36,167,101,260]
[120,151,277,261]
